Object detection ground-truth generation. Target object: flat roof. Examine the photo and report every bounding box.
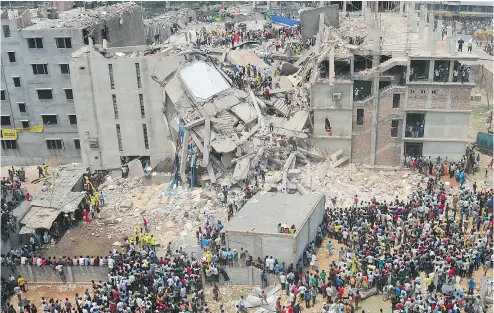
[23,2,140,30]
[223,193,323,234]
[178,61,230,103]
[19,163,86,233]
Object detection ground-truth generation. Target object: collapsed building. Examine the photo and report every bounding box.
[144,8,197,45]
[299,3,478,165]
[68,3,478,193]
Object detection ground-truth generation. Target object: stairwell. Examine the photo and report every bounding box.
[356,57,408,79]
[267,98,290,116]
[354,85,405,105]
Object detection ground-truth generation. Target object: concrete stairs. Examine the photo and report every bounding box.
[356,57,408,79]
[354,84,405,105]
[379,57,408,73]
[268,98,290,117]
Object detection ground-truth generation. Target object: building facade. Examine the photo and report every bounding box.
[0,3,145,166]
[70,46,180,170]
[310,6,477,166]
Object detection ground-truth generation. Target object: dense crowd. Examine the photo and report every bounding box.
[404,148,490,189]
[1,153,493,313]
[193,24,301,49]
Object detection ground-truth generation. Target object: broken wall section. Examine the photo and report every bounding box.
[300,5,339,40]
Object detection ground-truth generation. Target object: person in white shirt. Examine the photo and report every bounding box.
[36,257,42,266]
[20,256,27,265]
[107,257,114,270]
[279,273,287,290]
[310,253,317,270]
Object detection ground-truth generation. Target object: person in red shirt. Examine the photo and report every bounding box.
[25,193,32,201]
[109,301,116,312]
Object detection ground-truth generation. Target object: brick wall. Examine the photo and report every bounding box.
[407,87,428,109]
[430,88,449,109]
[451,87,473,110]
[375,91,403,166]
[351,102,373,162]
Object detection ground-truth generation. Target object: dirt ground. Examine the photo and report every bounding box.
[8,284,91,310]
[38,221,118,258]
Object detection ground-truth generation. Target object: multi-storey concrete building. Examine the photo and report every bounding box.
[69,45,180,170]
[0,3,145,166]
[310,3,478,166]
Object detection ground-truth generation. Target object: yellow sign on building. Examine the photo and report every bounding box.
[1,129,18,140]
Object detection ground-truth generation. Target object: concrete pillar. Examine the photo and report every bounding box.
[427,13,436,54]
[319,1,324,7]
[267,1,271,11]
[446,26,452,52]
[450,31,457,55]
[436,19,443,40]
[411,13,418,33]
[252,1,256,10]
[370,72,380,166]
[329,47,335,86]
[350,55,355,77]
[419,5,426,35]
[399,1,404,14]
[448,60,454,82]
[372,54,380,68]
[428,60,435,82]
[405,59,411,84]
[342,1,347,13]
[180,129,190,182]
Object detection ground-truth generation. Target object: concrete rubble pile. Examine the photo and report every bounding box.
[145,8,197,43]
[299,162,426,207]
[98,175,229,248]
[148,10,391,195]
[153,43,328,195]
[31,2,141,30]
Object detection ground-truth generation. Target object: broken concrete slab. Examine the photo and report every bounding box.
[231,158,251,183]
[120,199,133,209]
[331,155,349,168]
[297,183,308,195]
[330,149,343,162]
[127,159,144,178]
[296,147,324,161]
[230,102,257,123]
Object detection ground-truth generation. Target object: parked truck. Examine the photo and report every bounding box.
[475,131,493,156]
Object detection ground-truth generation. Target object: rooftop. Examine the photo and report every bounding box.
[19,163,86,234]
[22,2,140,30]
[178,61,231,103]
[223,193,323,234]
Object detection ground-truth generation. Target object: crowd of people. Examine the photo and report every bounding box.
[2,151,493,313]
[192,24,301,50]
[404,148,491,189]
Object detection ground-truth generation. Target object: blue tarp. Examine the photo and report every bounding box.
[270,15,300,26]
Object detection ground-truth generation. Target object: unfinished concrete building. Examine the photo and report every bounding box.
[69,45,179,170]
[304,3,478,166]
[222,193,325,265]
[0,3,145,166]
